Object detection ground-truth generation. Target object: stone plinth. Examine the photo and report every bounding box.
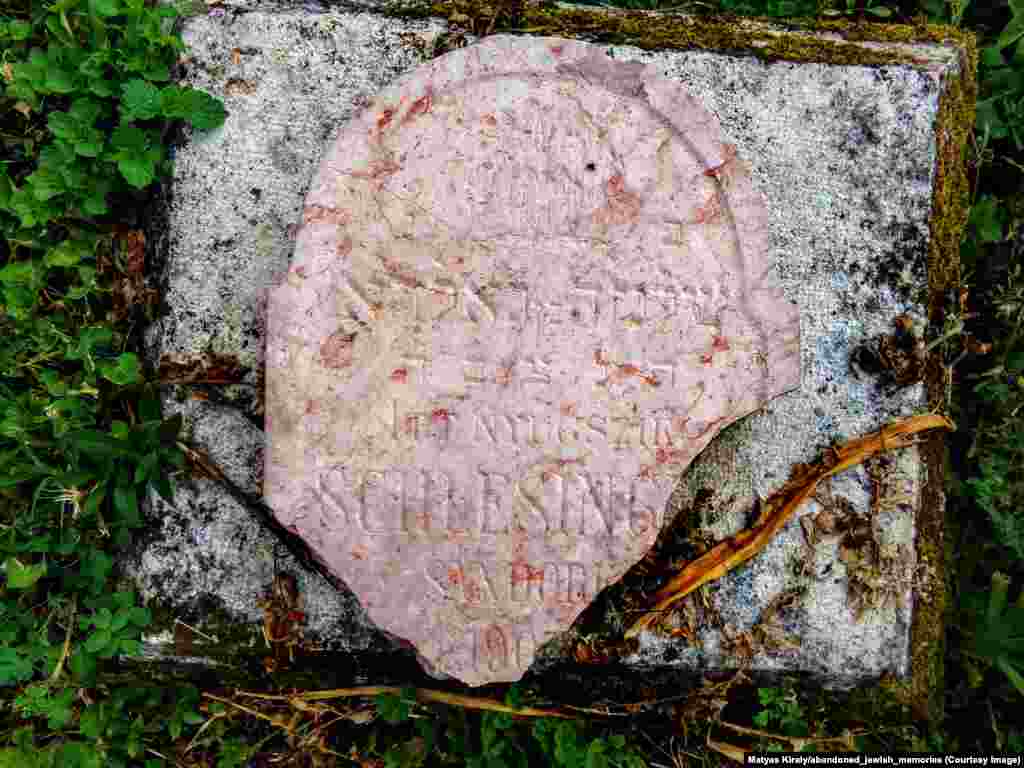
[127,0,969,704]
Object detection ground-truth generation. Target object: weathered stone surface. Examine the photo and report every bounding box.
[264,35,800,686]
[128,2,967,703]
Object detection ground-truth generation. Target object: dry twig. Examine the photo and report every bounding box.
[625,413,955,638]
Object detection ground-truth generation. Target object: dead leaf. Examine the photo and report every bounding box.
[2,63,13,83]
[231,47,242,65]
[110,230,158,322]
[158,351,247,385]
[224,78,257,96]
[625,413,955,638]
[707,734,747,764]
[14,102,32,117]
[181,443,228,484]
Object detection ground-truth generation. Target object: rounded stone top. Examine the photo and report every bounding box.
[265,35,800,686]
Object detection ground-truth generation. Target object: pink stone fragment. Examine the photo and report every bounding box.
[264,35,801,686]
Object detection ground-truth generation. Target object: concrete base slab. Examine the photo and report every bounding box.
[126,0,969,699]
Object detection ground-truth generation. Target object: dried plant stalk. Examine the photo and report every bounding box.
[624,413,955,639]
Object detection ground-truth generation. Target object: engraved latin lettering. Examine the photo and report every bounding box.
[469,561,500,604]
[316,466,358,524]
[519,357,551,398]
[569,282,601,324]
[361,470,392,534]
[631,475,673,535]
[646,285,677,321]
[448,473,480,531]
[544,562,561,601]
[581,473,614,536]
[540,473,563,531]
[403,470,425,531]
[339,273,374,320]
[424,559,447,597]
[654,417,673,447]
[462,283,496,323]
[567,562,587,603]
[308,465,676,540]
[474,411,497,443]
[480,472,511,533]
[426,560,615,607]
[514,478,547,533]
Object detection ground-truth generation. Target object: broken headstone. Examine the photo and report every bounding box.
[264,35,801,686]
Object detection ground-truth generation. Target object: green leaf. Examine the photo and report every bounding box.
[79,704,103,739]
[114,483,139,527]
[0,260,38,285]
[70,97,104,124]
[0,171,11,209]
[27,168,64,201]
[0,649,34,686]
[47,111,80,142]
[135,452,159,485]
[996,657,1024,697]
[981,45,1006,68]
[118,150,158,189]
[143,60,171,82]
[68,430,133,459]
[121,79,162,121]
[92,0,121,15]
[45,67,76,94]
[998,13,1024,50]
[85,628,112,653]
[81,188,109,215]
[4,557,47,589]
[8,19,32,40]
[45,241,86,268]
[109,123,148,154]
[75,138,105,158]
[70,648,97,685]
[111,611,131,633]
[99,352,142,385]
[971,196,1006,243]
[160,86,226,130]
[89,78,114,98]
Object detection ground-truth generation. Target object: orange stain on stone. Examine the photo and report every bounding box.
[704,142,738,182]
[336,236,353,257]
[376,109,395,131]
[351,544,369,561]
[402,88,433,125]
[303,205,351,226]
[349,159,401,181]
[693,190,723,224]
[319,330,355,369]
[594,173,642,227]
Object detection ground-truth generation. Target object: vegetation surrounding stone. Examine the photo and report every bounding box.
[1,0,1022,764]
